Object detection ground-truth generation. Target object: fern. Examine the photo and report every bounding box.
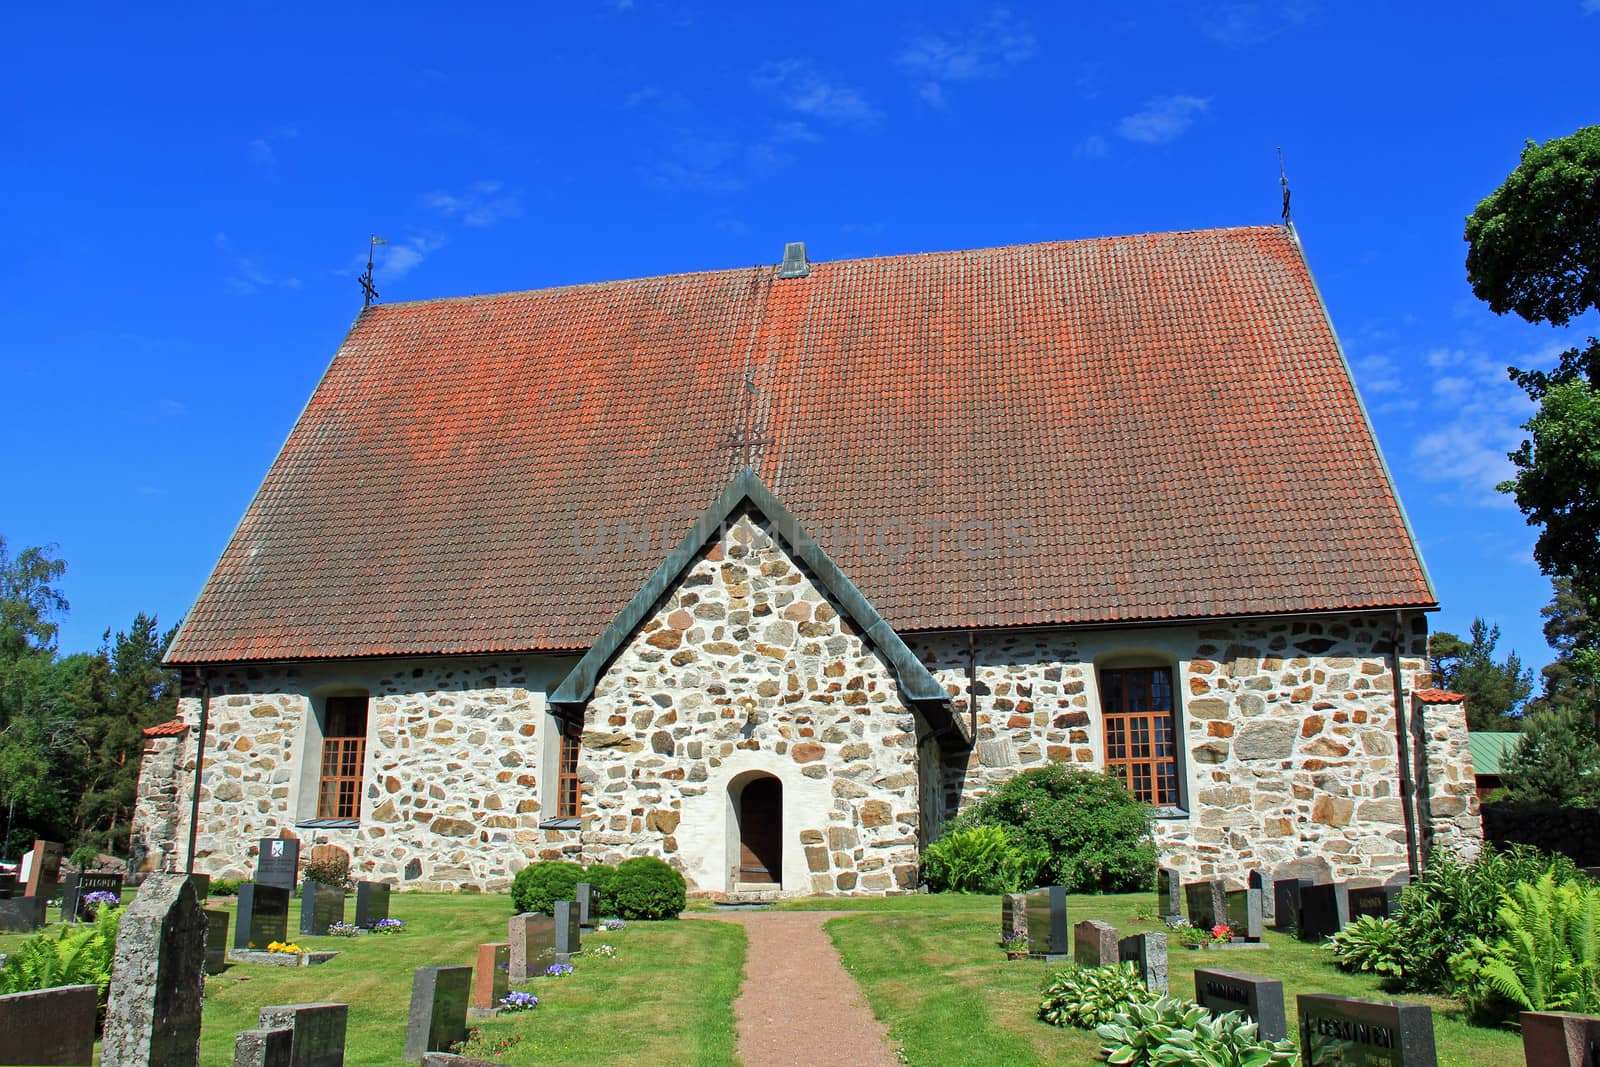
[922,825,1045,894]
[0,905,123,1004]
[1450,871,1600,1023]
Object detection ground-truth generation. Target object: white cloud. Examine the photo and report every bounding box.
[374,234,445,280]
[1117,95,1211,143]
[751,59,880,125]
[1076,134,1109,159]
[246,125,299,169]
[1584,0,1600,13]
[896,8,1037,104]
[247,139,274,166]
[1197,2,1318,46]
[426,180,523,227]
[1408,344,1541,508]
[214,232,302,295]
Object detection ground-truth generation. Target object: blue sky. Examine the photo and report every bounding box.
[3,3,1597,676]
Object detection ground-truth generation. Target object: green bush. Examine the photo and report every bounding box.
[1095,997,1299,1067]
[922,825,1046,894]
[949,765,1156,893]
[609,857,687,920]
[208,879,240,897]
[583,863,618,913]
[1450,869,1600,1023]
[510,861,584,915]
[0,905,123,1009]
[1327,915,1408,980]
[1038,962,1156,1029]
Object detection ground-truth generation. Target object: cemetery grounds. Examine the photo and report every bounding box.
[0,890,1526,1065]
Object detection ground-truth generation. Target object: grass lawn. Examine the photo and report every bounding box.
[785,893,1523,1067]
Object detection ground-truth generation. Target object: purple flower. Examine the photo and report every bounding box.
[499,990,539,1012]
[83,891,120,907]
[543,963,574,978]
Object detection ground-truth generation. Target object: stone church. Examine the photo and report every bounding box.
[132,225,1482,896]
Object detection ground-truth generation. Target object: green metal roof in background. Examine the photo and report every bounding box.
[1468,731,1522,776]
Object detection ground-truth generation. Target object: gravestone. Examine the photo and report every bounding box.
[1157,867,1183,921]
[1185,879,1228,931]
[1118,931,1168,993]
[23,839,64,900]
[1298,882,1351,941]
[1274,877,1312,935]
[555,900,581,963]
[1298,993,1437,1066]
[509,912,554,981]
[1000,892,1028,941]
[235,1027,293,1067]
[1074,919,1120,968]
[354,881,390,928]
[470,942,510,1016]
[0,870,17,898]
[575,882,596,929]
[1348,883,1404,922]
[205,909,230,974]
[1249,869,1276,923]
[1224,888,1265,941]
[0,896,46,932]
[1195,968,1288,1042]
[186,872,212,900]
[1522,1010,1600,1066]
[1024,885,1069,957]
[236,882,292,950]
[103,873,207,1067]
[0,984,97,1065]
[299,880,346,936]
[404,965,471,1062]
[257,1002,349,1067]
[60,871,123,922]
[256,838,301,891]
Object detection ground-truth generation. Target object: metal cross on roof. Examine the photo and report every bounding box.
[722,370,772,468]
[359,234,387,309]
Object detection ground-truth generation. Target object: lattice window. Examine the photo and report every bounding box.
[557,728,582,818]
[317,695,368,820]
[1100,667,1180,806]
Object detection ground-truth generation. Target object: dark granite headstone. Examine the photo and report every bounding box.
[256,838,300,891]
[0,984,97,1065]
[555,900,581,963]
[1250,869,1276,923]
[1158,867,1183,921]
[0,895,46,932]
[1025,885,1069,957]
[60,871,124,921]
[186,872,211,901]
[205,909,230,975]
[1348,883,1404,922]
[354,881,390,928]
[23,840,64,901]
[1119,931,1168,993]
[234,1027,293,1067]
[1074,919,1120,968]
[103,873,207,1067]
[575,882,596,929]
[1000,892,1028,941]
[0,871,17,898]
[1185,879,1228,931]
[404,965,471,1062]
[1224,888,1265,941]
[1522,1010,1600,1066]
[257,1002,348,1067]
[470,943,511,1013]
[509,912,554,981]
[1274,877,1312,935]
[1195,968,1288,1042]
[1298,993,1437,1066]
[236,882,292,950]
[298,880,346,936]
[1298,882,1351,941]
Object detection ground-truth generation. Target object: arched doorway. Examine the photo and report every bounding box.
[736,776,783,884]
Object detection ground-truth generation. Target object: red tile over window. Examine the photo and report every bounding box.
[1100,668,1179,806]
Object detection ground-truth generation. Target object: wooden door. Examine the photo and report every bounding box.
[738,777,783,884]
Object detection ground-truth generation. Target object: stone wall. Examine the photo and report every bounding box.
[129,730,188,881]
[1414,694,1483,861]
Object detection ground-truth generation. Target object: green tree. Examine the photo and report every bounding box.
[1503,702,1600,808]
[1527,578,1600,736]
[1466,126,1600,602]
[1429,619,1534,731]
[0,539,72,858]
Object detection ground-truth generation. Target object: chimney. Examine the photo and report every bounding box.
[777,241,811,279]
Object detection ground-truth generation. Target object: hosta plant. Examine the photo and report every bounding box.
[1096,996,1300,1067]
[1038,962,1156,1029]
[1327,916,1407,979]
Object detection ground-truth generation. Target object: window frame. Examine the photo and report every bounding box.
[556,723,583,819]
[1098,665,1183,809]
[315,694,369,821]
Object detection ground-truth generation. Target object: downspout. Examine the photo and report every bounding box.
[186,672,210,874]
[1389,611,1421,878]
[966,631,979,739]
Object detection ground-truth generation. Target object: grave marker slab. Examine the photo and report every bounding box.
[470,943,510,1016]
[1185,879,1228,931]
[1298,993,1437,1067]
[236,883,292,950]
[1522,1010,1600,1067]
[1119,931,1168,993]
[0,984,97,1065]
[554,900,581,963]
[1074,920,1120,968]
[205,909,230,975]
[404,965,471,1062]
[23,840,63,900]
[1195,968,1288,1042]
[1298,883,1351,941]
[354,881,390,928]
[575,882,596,929]
[0,871,16,899]
[1158,868,1183,921]
[1348,883,1404,922]
[1224,888,1266,941]
[1000,892,1028,941]
[1024,885,1069,957]
[1274,877,1312,935]
[234,1028,293,1067]
[0,896,45,932]
[103,873,207,1067]
[256,838,301,891]
[509,912,554,981]
[257,1002,349,1067]
[60,871,124,922]
[298,880,346,936]
[1250,870,1276,923]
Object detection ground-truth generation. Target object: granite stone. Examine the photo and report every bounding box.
[102,874,206,1067]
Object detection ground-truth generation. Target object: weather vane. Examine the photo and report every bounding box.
[721,371,772,468]
[1278,148,1292,226]
[359,234,387,308]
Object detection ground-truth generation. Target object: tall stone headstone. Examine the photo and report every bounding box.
[1249,869,1276,923]
[1194,968,1288,1042]
[1184,879,1228,931]
[0,896,46,932]
[234,1027,294,1067]
[23,839,64,901]
[1224,888,1265,941]
[1157,867,1183,921]
[1074,920,1120,968]
[205,909,230,975]
[509,912,554,981]
[1298,993,1437,1066]
[1298,882,1351,941]
[1273,877,1312,935]
[0,984,97,1065]
[1348,883,1405,922]
[1024,885,1069,957]
[404,965,471,1062]
[236,883,292,950]
[256,838,301,891]
[1521,1010,1600,1066]
[298,880,346,936]
[354,881,390,928]
[470,943,511,1015]
[1000,892,1028,941]
[1119,931,1168,993]
[102,873,207,1067]
[575,882,596,929]
[0,870,17,898]
[257,1003,349,1067]
[554,900,581,963]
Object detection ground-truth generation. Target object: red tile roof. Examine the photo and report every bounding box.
[143,720,189,737]
[1414,688,1467,704]
[166,225,1435,665]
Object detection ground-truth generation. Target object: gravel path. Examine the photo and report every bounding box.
[697,910,900,1067]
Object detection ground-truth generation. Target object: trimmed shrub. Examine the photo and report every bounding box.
[583,863,618,913]
[949,765,1156,893]
[922,825,1045,894]
[510,861,584,915]
[208,879,240,897]
[610,857,687,920]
